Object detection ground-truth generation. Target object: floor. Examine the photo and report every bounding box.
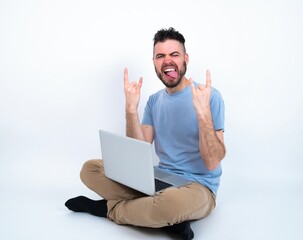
[0,160,302,240]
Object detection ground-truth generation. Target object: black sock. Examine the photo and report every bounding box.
[162,221,194,240]
[65,196,108,218]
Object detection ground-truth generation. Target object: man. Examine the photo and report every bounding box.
[65,27,226,240]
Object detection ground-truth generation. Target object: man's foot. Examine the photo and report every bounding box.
[65,196,108,218]
[162,221,194,240]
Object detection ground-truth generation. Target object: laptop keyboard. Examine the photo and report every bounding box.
[155,178,173,192]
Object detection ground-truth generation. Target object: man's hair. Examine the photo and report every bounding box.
[153,27,186,52]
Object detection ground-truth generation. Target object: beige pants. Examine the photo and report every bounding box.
[80,159,216,228]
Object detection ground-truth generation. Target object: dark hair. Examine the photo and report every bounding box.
[153,27,186,52]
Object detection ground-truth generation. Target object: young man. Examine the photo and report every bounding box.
[65,27,226,240]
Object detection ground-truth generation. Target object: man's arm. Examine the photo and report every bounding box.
[125,112,154,143]
[189,70,226,170]
[197,110,226,170]
[124,68,154,143]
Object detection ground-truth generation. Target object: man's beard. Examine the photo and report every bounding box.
[155,61,187,89]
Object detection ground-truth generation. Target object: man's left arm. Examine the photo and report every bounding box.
[189,70,226,170]
[197,110,226,170]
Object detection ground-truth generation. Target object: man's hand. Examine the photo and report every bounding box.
[123,68,143,114]
[189,70,212,116]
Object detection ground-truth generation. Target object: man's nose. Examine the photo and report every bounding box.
[163,58,174,65]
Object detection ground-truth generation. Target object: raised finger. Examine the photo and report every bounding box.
[205,69,211,88]
[138,77,143,90]
[124,67,129,87]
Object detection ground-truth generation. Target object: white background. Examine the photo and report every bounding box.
[1,0,302,239]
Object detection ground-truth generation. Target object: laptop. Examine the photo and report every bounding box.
[99,129,192,196]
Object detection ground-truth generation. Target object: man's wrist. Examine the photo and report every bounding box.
[125,109,138,116]
[196,106,211,118]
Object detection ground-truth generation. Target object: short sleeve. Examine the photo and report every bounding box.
[142,96,154,126]
[210,88,225,131]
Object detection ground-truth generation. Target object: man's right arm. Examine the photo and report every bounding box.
[126,112,153,143]
[124,68,153,143]
[125,111,144,140]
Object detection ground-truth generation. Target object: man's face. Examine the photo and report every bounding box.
[153,40,188,89]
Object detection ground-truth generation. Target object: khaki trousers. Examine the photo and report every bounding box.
[80,159,216,228]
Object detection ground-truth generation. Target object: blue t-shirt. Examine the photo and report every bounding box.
[142,82,225,195]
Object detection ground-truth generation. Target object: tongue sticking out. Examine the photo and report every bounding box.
[166,70,178,79]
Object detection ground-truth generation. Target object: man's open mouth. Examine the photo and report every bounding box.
[164,68,178,79]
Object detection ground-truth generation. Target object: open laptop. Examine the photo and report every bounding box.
[99,129,191,196]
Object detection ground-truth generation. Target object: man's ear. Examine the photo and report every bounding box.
[185,53,189,65]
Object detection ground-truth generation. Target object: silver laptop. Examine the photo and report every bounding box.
[99,129,191,196]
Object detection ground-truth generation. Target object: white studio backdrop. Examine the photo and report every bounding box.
[0,0,302,192]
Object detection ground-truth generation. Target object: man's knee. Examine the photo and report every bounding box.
[80,159,103,184]
[150,185,214,223]
[148,188,190,224]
